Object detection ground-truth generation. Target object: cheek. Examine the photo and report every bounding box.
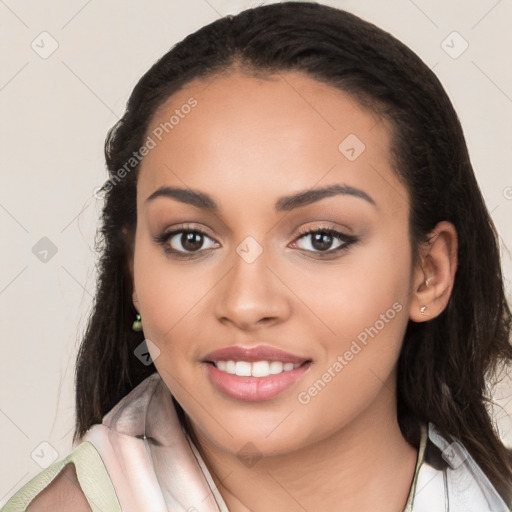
[133,239,191,346]
[293,230,412,404]
[133,236,221,373]
[290,227,411,338]
[349,238,411,368]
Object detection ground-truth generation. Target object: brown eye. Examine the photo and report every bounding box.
[180,231,205,252]
[293,227,357,256]
[153,226,219,257]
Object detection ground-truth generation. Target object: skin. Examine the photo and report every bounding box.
[27,463,91,511]
[128,69,458,512]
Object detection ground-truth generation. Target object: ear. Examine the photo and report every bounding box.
[128,257,139,313]
[123,226,139,313]
[409,220,458,322]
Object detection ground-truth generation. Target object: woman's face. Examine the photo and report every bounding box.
[131,70,417,456]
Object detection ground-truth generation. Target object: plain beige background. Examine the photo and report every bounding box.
[1,0,511,503]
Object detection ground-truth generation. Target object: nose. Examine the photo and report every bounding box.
[214,241,292,331]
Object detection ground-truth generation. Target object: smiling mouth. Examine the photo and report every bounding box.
[205,359,311,378]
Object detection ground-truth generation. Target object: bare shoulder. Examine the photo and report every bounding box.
[26,462,91,512]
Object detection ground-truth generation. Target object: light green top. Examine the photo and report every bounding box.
[1,441,121,512]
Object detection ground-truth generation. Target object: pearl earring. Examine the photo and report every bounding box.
[132,313,143,332]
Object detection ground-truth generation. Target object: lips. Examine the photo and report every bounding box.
[202,344,312,401]
[203,345,310,364]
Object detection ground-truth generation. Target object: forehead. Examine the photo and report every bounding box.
[137,70,406,216]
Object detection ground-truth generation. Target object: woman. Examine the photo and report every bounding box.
[3,2,512,511]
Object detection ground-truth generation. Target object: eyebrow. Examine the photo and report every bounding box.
[145,183,377,212]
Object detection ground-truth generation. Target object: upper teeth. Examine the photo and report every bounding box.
[214,360,301,377]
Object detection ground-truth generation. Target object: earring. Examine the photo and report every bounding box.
[132,313,143,332]
[420,305,427,315]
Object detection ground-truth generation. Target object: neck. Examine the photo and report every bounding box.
[185,381,419,512]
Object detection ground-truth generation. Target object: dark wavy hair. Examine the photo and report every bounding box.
[74,1,512,502]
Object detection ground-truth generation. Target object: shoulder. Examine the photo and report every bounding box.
[26,463,91,512]
[2,441,120,512]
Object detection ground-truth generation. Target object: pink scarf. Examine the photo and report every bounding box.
[81,372,228,512]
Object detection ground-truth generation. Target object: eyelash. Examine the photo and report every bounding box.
[152,223,358,259]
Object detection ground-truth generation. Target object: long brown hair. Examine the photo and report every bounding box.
[74,2,512,502]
